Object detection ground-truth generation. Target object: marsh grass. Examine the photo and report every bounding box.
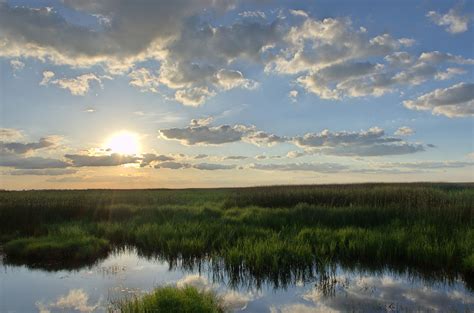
[110,286,224,313]
[0,184,472,287]
[3,225,110,269]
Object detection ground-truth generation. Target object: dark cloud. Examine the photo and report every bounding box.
[251,162,348,173]
[160,124,249,145]
[403,82,474,118]
[0,136,59,154]
[0,156,69,169]
[193,163,235,170]
[293,127,400,148]
[65,153,140,167]
[154,161,191,169]
[140,153,175,167]
[8,169,77,176]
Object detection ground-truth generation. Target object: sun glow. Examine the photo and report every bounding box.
[105,131,140,155]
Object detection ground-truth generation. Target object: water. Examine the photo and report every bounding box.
[1,249,473,312]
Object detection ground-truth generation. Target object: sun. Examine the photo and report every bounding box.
[105,131,140,155]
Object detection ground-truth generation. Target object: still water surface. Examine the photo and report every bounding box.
[1,249,473,312]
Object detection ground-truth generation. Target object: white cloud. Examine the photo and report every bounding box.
[418,51,474,65]
[0,128,23,142]
[287,150,306,158]
[289,90,299,102]
[301,274,474,312]
[239,11,266,19]
[297,62,386,99]
[35,289,100,313]
[403,82,474,117]
[128,68,160,93]
[427,9,471,34]
[289,10,309,18]
[40,71,102,96]
[215,69,258,90]
[266,17,413,75]
[435,67,466,80]
[10,59,24,72]
[174,87,215,106]
[394,126,414,136]
[40,71,55,86]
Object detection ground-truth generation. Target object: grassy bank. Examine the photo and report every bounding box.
[110,286,224,313]
[0,183,473,287]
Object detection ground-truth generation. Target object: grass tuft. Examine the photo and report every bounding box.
[110,286,224,313]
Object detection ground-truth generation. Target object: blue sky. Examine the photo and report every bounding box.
[0,0,473,189]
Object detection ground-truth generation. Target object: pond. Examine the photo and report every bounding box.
[1,249,473,312]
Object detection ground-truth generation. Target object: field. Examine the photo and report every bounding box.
[0,183,473,292]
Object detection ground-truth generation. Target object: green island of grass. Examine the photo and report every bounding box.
[0,183,473,288]
[110,286,224,313]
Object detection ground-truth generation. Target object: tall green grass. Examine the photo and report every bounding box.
[110,286,224,313]
[0,184,472,288]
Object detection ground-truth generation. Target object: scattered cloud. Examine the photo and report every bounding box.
[160,121,426,157]
[239,11,266,19]
[40,71,102,96]
[10,59,24,72]
[174,87,215,106]
[403,82,474,117]
[435,67,467,80]
[427,8,471,34]
[128,68,160,93]
[35,289,101,313]
[289,10,309,18]
[300,274,474,312]
[394,126,414,136]
[289,90,299,102]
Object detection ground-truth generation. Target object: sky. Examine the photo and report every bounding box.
[0,0,473,189]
